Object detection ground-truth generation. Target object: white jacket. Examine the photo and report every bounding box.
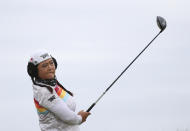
[33,83,82,131]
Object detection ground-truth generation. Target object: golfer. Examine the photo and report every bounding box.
[27,50,90,131]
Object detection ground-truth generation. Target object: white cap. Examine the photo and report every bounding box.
[29,49,52,65]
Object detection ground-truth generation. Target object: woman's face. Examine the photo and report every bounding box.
[37,58,56,79]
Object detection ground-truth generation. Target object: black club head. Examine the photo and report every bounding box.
[157,16,167,32]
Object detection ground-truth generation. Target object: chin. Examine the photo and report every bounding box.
[46,74,55,79]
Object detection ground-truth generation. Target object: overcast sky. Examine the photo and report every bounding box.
[0,0,190,131]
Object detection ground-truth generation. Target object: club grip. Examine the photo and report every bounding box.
[86,103,96,112]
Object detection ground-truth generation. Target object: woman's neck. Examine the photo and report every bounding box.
[35,77,57,86]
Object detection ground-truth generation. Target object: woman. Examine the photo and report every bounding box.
[27,50,91,131]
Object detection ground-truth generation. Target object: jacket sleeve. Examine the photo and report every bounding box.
[36,87,82,125]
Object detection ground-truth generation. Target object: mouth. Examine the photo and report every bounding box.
[47,72,55,79]
[48,72,54,74]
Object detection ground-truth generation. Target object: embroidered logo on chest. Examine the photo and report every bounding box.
[48,95,56,102]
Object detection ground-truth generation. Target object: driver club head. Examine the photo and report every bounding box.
[157,16,167,32]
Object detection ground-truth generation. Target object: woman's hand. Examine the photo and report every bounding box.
[78,110,91,123]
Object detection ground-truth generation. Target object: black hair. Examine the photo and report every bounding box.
[27,57,73,96]
[56,80,73,96]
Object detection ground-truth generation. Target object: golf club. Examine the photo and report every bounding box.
[86,16,167,112]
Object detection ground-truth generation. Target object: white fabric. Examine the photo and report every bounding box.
[33,84,82,131]
[29,49,52,65]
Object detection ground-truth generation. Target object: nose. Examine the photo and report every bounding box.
[47,64,53,71]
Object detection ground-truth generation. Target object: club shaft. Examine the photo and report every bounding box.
[86,31,162,112]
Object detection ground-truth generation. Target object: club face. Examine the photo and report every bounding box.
[157,16,167,32]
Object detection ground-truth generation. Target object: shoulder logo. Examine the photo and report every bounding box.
[48,95,56,102]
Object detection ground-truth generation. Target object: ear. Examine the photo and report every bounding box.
[52,57,57,69]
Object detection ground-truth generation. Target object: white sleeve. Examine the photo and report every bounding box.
[37,87,82,125]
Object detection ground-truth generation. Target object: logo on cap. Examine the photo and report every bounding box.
[40,53,49,59]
